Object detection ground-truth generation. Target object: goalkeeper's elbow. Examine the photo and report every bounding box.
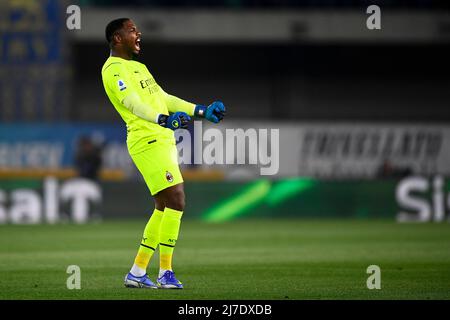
[122,94,160,123]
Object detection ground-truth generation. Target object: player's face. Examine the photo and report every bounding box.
[119,20,142,57]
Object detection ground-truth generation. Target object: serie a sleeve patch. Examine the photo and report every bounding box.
[118,79,127,91]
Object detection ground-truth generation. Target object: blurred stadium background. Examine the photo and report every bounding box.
[1,0,450,300]
[1,0,450,223]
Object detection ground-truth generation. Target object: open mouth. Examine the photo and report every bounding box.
[135,38,141,51]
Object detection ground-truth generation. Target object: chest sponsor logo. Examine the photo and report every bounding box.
[140,78,156,89]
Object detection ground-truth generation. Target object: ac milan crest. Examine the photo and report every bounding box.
[165,171,174,183]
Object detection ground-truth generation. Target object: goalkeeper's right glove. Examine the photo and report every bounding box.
[194,101,226,123]
[157,112,191,130]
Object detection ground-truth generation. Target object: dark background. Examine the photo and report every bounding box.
[73,42,450,122]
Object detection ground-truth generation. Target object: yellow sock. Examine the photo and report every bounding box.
[133,208,164,271]
[159,207,183,271]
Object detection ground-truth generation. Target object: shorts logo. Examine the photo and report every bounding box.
[165,171,174,183]
[118,79,127,91]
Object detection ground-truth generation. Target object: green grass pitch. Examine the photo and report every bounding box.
[0,219,449,300]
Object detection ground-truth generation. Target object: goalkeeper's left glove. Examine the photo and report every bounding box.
[157,112,191,130]
[194,101,226,123]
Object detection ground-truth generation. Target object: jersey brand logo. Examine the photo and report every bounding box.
[118,79,127,91]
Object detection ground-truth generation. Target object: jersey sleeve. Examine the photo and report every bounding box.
[102,62,132,103]
[103,62,160,123]
[159,86,196,116]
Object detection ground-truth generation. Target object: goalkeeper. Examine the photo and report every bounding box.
[101,18,226,289]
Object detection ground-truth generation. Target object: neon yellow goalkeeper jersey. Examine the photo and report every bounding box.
[101,56,195,155]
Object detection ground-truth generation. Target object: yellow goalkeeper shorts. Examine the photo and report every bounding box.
[130,139,183,195]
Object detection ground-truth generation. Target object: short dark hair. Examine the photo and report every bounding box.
[105,18,130,44]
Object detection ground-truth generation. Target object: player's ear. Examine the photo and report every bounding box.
[113,32,122,45]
